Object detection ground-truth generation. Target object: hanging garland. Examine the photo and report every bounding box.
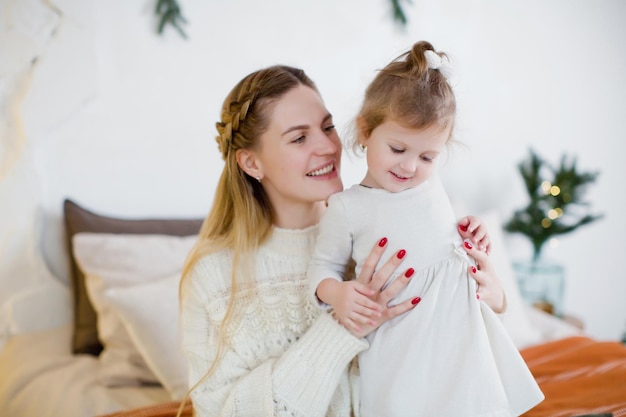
[154,0,410,39]
[155,0,187,39]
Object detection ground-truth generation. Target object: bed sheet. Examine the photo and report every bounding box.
[0,325,170,417]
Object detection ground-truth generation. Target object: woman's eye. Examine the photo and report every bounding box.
[390,146,404,154]
[323,124,336,133]
[292,135,306,144]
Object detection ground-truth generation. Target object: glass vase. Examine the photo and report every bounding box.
[513,259,565,317]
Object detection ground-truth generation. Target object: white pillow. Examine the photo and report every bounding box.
[72,233,196,388]
[105,274,188,399]
[478,211,542,348]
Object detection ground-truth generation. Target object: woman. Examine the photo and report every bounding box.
[179,65,500,416]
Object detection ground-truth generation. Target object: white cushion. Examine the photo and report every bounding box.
[72,233,196,392]
[105,274,188,399]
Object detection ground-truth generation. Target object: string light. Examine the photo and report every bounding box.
[550,185,561,196]
[541,218,552,228]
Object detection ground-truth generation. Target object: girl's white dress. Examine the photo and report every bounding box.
[308,176,544,417]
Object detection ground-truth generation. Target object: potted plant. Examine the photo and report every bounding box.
[505,148,603,315]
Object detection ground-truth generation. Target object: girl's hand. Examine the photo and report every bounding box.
[458,215,492,255]
[349,238,420,339]
[317,279,382,334]
[462,239,507,313]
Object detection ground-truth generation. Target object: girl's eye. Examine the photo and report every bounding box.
[421,155,435,163]
[323,124,336,133]
[390,146,404,154]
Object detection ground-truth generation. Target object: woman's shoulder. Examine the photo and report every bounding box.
[184,248,233,294]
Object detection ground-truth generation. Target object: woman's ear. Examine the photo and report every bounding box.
[236,148,262,180]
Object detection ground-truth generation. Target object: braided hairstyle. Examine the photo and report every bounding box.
[177,66,318,407]
[352,40,456,151]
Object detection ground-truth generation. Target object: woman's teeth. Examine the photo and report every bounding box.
[307,164,334,176]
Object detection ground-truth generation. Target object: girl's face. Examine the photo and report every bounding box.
[360,119,450,193]
[252,85,343,225]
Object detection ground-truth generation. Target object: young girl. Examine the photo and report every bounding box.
[308,41,544,417]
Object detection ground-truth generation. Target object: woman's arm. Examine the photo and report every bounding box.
[181,260,367,417]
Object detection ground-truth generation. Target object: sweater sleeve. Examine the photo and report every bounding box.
[181,258,368,417]
[307,194,355,300]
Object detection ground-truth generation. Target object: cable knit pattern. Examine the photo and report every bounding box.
[181,226,368,417]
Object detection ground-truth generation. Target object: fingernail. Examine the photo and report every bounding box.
[459,224,468,232]
[411,297,421,305]
[405,268,415,278]
[464,241,473,250]
[471,266,477,274]
[397,249,406,259]
[378,237,388,247]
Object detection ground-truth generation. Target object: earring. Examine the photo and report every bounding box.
[256,176,261,183]
[360,143,367,151]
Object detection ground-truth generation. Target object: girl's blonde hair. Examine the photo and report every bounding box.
[177,65,318,415]
[352,40,456,151]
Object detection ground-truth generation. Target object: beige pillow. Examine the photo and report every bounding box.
[72,232,196,386]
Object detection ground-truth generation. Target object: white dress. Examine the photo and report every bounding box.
[308,176,544,417]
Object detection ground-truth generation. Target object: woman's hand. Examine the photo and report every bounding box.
[462,240,507,313]
[347,238,420,339]
[458,216,491,255]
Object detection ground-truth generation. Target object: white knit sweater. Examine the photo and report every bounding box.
[180,225,368,417]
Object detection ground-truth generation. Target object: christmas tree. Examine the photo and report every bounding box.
[505,149,603,261]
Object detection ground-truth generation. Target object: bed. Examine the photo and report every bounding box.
[0,200,624,417]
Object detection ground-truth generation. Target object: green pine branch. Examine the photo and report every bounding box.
[156,0,187,39]
[504,148,603,260]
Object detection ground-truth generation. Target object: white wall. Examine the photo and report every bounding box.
[1,0,624,340]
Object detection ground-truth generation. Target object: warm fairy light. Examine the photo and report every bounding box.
[550,185,561,196]
[541,218,552,228]
[541,181,551,194]
[548,208,563,219]
[549,238,559,248]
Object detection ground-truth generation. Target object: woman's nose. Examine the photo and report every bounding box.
[315,131,339,154]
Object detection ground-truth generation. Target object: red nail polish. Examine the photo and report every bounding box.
[378,237,388,247]
[459,224,468,232]
[464,241,473,250]
[405,268,415,278]
[471,266,477,274]
[397,249,406,259]
[411,297,421,305]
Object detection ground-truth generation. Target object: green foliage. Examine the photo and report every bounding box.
[391,0,411,26]
[152,1,411,39]
[156,0,187,39]
[504,149,603,260]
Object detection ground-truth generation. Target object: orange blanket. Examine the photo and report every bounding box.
[520,336,626,417]
[100,336,626,417]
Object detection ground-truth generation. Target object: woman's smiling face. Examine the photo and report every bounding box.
[253,84,343,217]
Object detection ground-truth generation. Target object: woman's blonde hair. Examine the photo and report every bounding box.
[176,65,318,415]
[352,40,456,152]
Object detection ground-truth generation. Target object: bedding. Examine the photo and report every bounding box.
[520,336,626,417]
[96,335,626,417]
